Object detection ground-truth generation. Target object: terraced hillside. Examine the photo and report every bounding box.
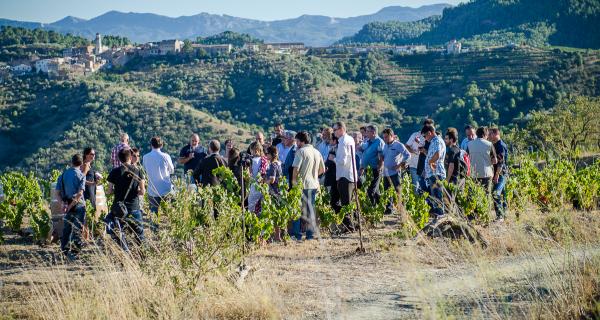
[371,47,600,134]
[114,54,400,132]
[0,77,254,172]
[376,48,555,114]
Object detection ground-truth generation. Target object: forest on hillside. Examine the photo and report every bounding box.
[339,0,600,48]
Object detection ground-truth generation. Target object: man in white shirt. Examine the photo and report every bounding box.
[333,121,358,231]
[143,136,174,215]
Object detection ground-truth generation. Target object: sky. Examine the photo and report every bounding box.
[0,0,462,23]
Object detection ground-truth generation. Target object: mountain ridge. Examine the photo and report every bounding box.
[0,4,451,46]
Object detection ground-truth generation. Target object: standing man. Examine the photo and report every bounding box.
[111,133,130,169]
[422,125,447,219]
[334,121,358,231]
[444,129,462,186]
[56,154,87,260]
[380,128,411,214]
[178,134,206,181]
[82,147,101,208]
[271,123,285,147]
[460,125,476,151]
[360,125,385,205]
[277,130,296,163]
[143,136,174,215]
[489,128,509,222]
[193,140,227,187]
[291,131,325,241]
[467,127,497,193]
[106,148,146,251]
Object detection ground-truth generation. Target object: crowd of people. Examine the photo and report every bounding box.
[55,120,509,259]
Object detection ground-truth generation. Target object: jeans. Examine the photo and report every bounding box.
[105,209,145,252]
[426,175,445,217]
[383,174,401,213]
[366,168,382,205]
[337,178,356,230]
[61,204,86,254]
[409,167,421,194]
[492,175,508,219]
[292,189,318,240]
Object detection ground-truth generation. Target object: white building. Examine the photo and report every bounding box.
[35,58,64,75]
[192,44,233,56]
[95,33,105,55]
[158,40,183,55]
[12,64,32,74]
[243,43,261,53]
[447,40,462,54]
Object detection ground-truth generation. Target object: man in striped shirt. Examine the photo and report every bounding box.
[111,133,130,169]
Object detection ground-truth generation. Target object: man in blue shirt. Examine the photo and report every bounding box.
[489,128,509,222]
[56,154,87,259]
[381,128,411,214]
[360,125,385,205]
[422,125,447,218]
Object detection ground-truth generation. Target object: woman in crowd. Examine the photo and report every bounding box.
[247,142,269,214]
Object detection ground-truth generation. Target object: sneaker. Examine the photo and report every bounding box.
[495,218,505,223]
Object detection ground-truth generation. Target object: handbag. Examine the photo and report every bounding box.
[110,168,136,219]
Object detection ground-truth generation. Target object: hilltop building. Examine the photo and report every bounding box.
[11,64,32,75]
[192,44,233,56]
[95,33,105,55]
[447,39,462,54]
[158,40,184,55]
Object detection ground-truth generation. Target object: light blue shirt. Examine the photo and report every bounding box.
[361,136,384,169]
[425,135,447,179]
[460,137,474,151]
[382,141,411,177]
[143,148,175,197]
[316,141,330,162]
[56,167,85,204]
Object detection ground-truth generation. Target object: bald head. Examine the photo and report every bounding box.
[190,134,200,147]
[120,133,129,143]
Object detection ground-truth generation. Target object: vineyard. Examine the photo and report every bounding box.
[1,157,600,319]
[1,157,599,249]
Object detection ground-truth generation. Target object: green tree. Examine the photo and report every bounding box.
[224,85,236,100]
[527,96,600,155]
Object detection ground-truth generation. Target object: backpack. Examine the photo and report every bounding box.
[458,150,471,178]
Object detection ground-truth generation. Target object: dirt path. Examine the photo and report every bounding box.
[1,219,599,319]
[247,228,600,319]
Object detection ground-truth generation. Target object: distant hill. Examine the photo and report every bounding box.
[339,0,600,48]
[0,4,450,46]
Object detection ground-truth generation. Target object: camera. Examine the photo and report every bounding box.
[239,151,253,168]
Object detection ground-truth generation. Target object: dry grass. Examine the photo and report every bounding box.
[2,209,599,320]
[16,242,281,320]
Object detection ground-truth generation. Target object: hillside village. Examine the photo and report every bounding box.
[1,31,480,79]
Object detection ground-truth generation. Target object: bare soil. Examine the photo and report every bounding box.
[1,216,599,319]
